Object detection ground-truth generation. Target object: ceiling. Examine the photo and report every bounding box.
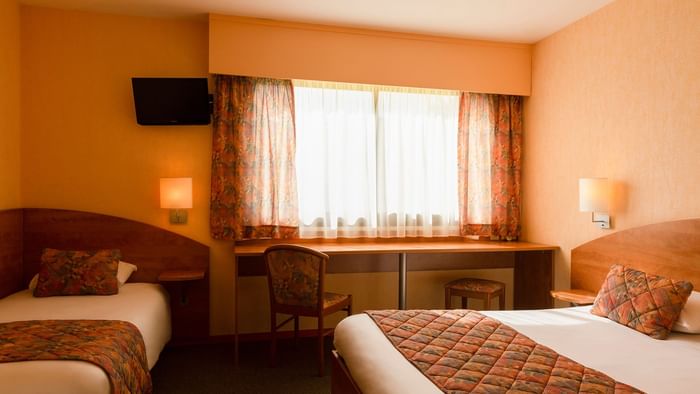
[21,0,615,43]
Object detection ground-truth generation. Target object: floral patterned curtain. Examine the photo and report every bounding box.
[210,75,299,240]
[458,93,522,240]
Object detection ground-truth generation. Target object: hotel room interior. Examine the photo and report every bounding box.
[1,0,698,393]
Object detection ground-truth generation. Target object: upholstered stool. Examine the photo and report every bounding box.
[444,278,505,310]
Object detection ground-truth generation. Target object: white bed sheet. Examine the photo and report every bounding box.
[334,307,700,394]
[0,283,171,394]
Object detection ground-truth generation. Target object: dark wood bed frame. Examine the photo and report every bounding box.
[0,208,210,341]
[330,218,700,393]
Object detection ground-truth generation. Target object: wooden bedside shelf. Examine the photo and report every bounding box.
[158,270,205,306]
[158,270,205,282]
[550,289,597,306]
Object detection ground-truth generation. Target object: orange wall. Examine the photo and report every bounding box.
[19,6,239,334]
[0,0,22,209]
[522,0,700,295]
[20,6,211,233]
[209,14,531,95]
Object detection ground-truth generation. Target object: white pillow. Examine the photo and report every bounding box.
[673,291,700,334]
[28,260,138,290]
[117,261,138,286]
[28,274,37,291]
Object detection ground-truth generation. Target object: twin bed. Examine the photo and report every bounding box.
[332,219,700,393]
[0,283,171,394]
[0,208,210,394]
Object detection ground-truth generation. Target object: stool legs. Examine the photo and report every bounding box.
[445,287,506,310]
[445,289,507,310]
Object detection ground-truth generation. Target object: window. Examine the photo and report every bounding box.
[210,74,522,242]
[294,81,460,238]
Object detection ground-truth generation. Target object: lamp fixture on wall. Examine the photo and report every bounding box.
[160,177,192,224]
[579,177,611,229]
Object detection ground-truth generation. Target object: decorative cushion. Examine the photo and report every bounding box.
[673,290,700,334]
[444,278,505,293]
[29,260,137,290]
[591,264,693,339]
[34,249,121,297]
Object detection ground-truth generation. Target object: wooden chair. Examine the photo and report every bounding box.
[444,278,505,310]
[264,244,352,376]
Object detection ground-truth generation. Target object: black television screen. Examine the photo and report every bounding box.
[131,77,211,125]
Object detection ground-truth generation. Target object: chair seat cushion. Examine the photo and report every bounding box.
[445,278,505,294]
[323,292,350,309]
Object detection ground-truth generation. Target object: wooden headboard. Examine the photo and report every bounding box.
[571,218,700,292]
[0,208,210,340]
[0,210,23,298]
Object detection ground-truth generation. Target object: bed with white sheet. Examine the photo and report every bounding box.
[335,306,700,394]
[0,208,211,393]
[331,218,700,393]
[0,283,171,394]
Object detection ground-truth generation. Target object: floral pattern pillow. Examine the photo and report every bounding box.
[34,248,121,297]
[591,264,693,339]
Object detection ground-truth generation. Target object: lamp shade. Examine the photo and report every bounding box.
[579,178,609,213]
[160,178,192,209]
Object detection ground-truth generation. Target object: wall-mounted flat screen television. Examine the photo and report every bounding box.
[131,77,211,125]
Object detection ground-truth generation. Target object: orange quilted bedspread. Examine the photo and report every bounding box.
[0,320,151,394]
[366,310,643,393]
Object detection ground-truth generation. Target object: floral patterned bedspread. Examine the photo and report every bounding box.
[366,310,643,393]
[0,319,152,394]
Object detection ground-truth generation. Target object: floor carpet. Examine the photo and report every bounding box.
[151,338,333,393]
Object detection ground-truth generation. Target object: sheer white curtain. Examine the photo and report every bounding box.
[294,81,460,238]
[376,90,460,237]
[294,83,377,238]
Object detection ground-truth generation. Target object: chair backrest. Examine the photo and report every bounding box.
[264,244,328,309]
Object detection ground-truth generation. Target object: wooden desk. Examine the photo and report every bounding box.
[233,239,557,365]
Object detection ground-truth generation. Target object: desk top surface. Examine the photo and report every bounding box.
[234,239,557,256]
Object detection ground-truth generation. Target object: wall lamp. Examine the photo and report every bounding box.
[160,177,192,224]
[579,177,611,229]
